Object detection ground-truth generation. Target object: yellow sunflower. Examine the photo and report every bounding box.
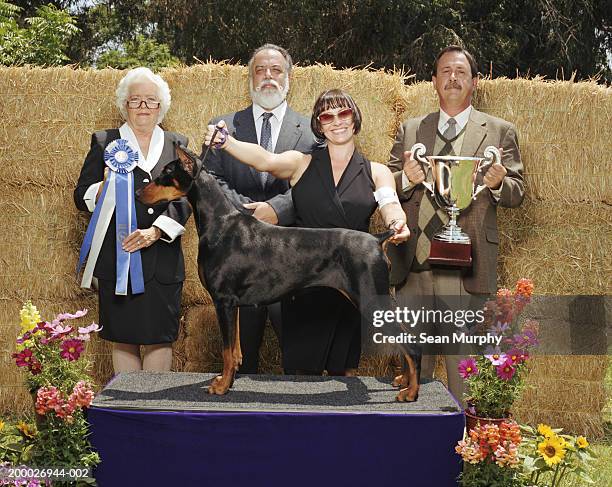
[0,419,5,432]
[537,423,554,438]
[16,420,36,439]
[576,436,589,449]
[538,436,566,467]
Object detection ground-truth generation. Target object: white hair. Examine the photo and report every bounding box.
[115,67,171,123]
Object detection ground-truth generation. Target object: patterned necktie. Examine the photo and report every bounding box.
[259,112,273,187]
[443,117,457,139]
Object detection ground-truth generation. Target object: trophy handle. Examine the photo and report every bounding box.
[409,143,433,193]
[473,146,502,198]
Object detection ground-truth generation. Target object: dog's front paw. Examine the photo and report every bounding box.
[207,374,232,395]
[391,373,408,388]
[396,386,419,402]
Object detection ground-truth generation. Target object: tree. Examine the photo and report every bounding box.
[0,0,79,66]
[96,33,180,70]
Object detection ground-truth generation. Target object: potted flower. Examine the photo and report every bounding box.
[458,278,538,430]
[520,424,596,486]
[455,419,524,486]
[11,301,101,482]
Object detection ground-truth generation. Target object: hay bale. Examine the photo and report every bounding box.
[512,356,608,438]
[1,65,610,423]
[497,199,611,294]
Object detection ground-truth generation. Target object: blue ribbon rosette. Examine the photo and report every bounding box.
[77,139,145,295]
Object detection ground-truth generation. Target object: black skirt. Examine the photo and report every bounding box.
[281,287,361,372]
[98,277,182,345]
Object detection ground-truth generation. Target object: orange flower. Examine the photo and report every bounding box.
[516,278,534,298]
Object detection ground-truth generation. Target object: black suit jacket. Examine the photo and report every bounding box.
[202,105,318,226]
[74,129,191,284]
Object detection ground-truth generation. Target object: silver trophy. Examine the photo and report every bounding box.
[410,143,501,266]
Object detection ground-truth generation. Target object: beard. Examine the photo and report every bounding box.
[249,76,289,110]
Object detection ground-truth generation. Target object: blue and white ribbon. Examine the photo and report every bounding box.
[77,139,145,295]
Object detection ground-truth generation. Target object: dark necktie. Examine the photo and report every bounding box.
[259,112,273,186]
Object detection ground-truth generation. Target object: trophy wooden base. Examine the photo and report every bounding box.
[429,240,472,267]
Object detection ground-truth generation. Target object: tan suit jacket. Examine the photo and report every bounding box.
[387,108,524,294]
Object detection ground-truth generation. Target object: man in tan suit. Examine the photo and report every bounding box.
[387,45,524,405]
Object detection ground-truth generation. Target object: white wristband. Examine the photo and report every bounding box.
[374,186,400,209]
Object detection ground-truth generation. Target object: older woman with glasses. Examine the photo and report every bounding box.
[74,67,191,374]
[205,88,409,376]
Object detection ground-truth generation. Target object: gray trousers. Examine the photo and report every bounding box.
[395,268,471,408]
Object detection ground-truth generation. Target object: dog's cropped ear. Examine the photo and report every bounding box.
[174,142,196,176]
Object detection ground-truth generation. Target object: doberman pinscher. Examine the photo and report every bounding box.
[138,144,420,401]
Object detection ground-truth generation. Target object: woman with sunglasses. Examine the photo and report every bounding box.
[74,67,191,374]
[205,88,409,375]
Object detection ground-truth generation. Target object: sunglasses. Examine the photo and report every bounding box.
[317,107,353,125]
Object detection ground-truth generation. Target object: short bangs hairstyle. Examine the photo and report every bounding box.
[115,67,171,123]
[311,89,362,140]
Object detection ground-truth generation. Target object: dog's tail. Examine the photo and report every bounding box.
[373,228,395,245]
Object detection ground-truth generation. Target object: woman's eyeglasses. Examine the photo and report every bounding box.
[317,107,353,125]
[127,99,161,109]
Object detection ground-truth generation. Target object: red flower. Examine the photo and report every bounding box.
[13,348,35,367]
[496,359,516,380]
[60,339,85,361]
[29,361,42,375]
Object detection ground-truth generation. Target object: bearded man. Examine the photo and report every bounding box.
[201,43,318,374]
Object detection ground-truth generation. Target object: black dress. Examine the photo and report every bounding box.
[74,129,192,345]
[281,146,377,372]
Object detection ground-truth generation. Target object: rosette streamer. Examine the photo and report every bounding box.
[76,139,145,295]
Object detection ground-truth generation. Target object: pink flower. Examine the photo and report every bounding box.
[35,386,63,415]
[60,339,85,361]
[486,353,507,366]
[77,322,102,334]
[13,349,35,367]
[513,330,538,349]
[53,309,88,322]
[69,381,95,408]
[496,359,516,380]
[458,358,479,379]
[78,322,103,340]
[49,323,73,339]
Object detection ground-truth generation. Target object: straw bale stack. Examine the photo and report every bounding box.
[512,356,609,437]
[0,65,609,435]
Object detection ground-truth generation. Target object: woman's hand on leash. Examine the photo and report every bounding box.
[388,220,410,245]
[205,120,229,148]
[122,227,161,253]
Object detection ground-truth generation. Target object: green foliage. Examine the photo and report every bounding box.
[0,0,79,66]
[0,419,37,466]
[460,461,524,487]
[140,0,611,82]
[97,33,180,70]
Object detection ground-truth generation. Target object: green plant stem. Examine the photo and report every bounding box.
[551,463,561,486]
[557,464,569,485]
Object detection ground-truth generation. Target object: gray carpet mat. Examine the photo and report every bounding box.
[92,372,462,415]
